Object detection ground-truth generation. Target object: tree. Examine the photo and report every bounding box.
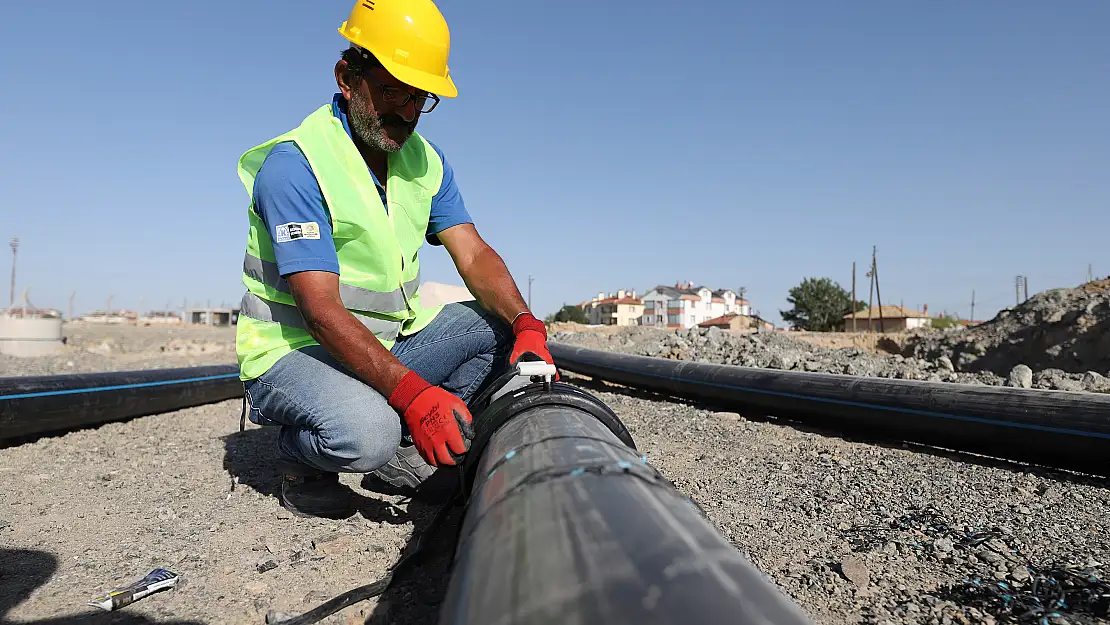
[552,305,588,324]
[931,312,963,330]
[780,277,866,332]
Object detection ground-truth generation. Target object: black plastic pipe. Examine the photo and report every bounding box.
[441,381,814,625]
[549,344,1110,477]
[0,365,242,445]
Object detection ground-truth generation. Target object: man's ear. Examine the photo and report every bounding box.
[335,60,355,100]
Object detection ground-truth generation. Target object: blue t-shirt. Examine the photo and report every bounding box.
[252,94,473,277]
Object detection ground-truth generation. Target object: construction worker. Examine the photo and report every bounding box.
[234,0,554,519]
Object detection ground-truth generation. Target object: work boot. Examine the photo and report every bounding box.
[277,458,354,519]
[366,441,436,492]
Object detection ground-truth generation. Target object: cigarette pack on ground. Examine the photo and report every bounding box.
[87,568,180,612]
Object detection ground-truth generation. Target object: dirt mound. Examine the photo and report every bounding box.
[789,331,907,355]
[904,280,1110,377]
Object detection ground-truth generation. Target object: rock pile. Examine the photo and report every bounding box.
[903,278,1110,384]
[553,325,1013,386]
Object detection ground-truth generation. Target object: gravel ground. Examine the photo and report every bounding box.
[2,325,1108,624]
[0,401,457,625]
[577,375,1110,625]
[0,323,236,377]
[2,375,1107,624]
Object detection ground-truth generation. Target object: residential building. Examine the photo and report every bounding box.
[640,283,750,328]
[582,290,644,326]
[140,312,184,325]
[3,307,61,319]
[843,305,932,332]
[80,310,138,324]
[699,313,774,332]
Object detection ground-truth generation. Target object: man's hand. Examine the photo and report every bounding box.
[388,371,475,466]
[510,313,556,370]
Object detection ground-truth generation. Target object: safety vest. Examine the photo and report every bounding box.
[234,104,445,381]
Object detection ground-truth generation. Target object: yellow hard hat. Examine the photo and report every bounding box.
[338,0,458,98]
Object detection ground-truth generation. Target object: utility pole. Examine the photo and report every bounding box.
[866,256,875,333]
[873,246,885,333]
[970,289,975,323]
[69,291,76,321]
[8,238,18,309]
[851,262,857,332]
[527,275,534,311]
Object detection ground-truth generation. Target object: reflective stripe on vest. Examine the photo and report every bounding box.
[242,254,421,313]
[238,292,401,342]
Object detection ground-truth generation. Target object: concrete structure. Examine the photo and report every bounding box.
[698,313,774,332]
[0,313,64,357]
[640,283,750,329]
[582,290,643,326]
[843,305,933,332]
[186,307,239,326]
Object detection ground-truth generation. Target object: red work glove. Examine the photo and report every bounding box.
[509,313,559,379]
[387,371,475,467]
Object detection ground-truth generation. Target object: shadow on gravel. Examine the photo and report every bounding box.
[273,471,465,625]
[564,377,1109,489]
[362,498,463,625]
[221,425,282,497]
[220,427,416,525]
[565,374,686,405]
[0,549,203,625]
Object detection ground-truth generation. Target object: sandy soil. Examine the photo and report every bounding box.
[789,331,906,354]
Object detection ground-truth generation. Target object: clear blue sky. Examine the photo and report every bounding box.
[2,0,1107,324]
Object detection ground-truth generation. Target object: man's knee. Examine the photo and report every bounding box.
[317,399,402,473]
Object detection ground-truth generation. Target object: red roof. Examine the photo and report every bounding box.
[699,314,739,327]
[585,297,642,306]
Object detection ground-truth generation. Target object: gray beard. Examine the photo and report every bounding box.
[348,88,405,153]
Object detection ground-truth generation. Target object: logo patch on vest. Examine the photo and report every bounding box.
[275,222,321,242]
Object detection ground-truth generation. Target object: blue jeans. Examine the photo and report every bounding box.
[243,301,511,473]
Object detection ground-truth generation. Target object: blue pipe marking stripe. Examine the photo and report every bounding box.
[565,358,1110,441]
[0,374,241,401]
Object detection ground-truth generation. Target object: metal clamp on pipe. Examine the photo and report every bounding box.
[441,362,814,625]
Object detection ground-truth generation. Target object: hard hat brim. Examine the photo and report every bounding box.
[339,28,458,98]
[380,56,458,99]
